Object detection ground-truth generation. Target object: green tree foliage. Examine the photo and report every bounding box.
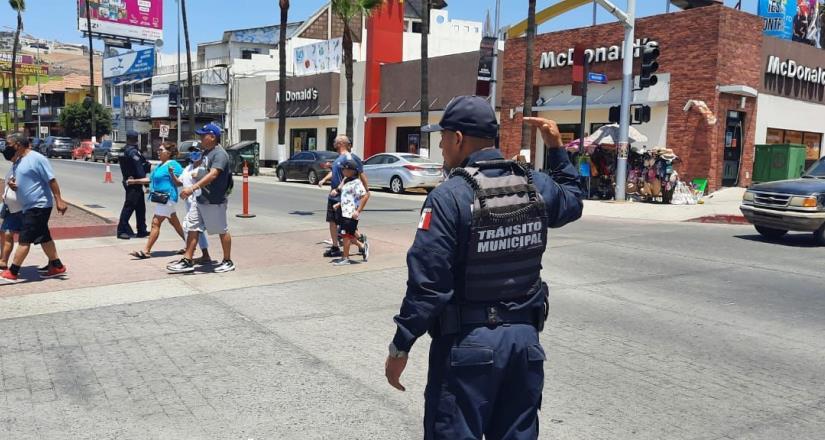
[59,101,112,140]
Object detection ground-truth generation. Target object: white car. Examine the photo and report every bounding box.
[363,153,443,194]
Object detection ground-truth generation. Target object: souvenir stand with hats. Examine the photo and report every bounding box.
[626,147,680,203]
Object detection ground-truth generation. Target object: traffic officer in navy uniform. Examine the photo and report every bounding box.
[385,95,583,439]
[117,130,149,240]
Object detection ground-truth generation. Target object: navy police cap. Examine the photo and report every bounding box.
[421,95,498,139]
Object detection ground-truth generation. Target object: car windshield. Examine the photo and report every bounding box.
[803,160,825,178]
[316,151,338,160]
[400,154,433,164]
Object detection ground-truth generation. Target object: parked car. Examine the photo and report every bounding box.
[92,140,126,163]
[44,136,75,159]
[363,153,443,194]
[30,137,44,153]
[276,150,338,185]
[72,141,95,161]
[740,158,825,245]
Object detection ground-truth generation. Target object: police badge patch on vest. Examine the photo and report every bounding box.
[418,207,433,230]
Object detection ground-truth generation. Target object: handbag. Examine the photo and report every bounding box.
[149,191,170,204]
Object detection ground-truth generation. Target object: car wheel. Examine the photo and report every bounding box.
[390,176,405,194]
[813,224,825,246]
[307,170,319,185]
[276,167,287,182]
[755,225,788,240]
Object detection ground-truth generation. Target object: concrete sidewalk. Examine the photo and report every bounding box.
[583,187,747,223]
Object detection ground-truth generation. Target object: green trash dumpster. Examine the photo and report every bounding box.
[227,141,260,176]
[752,144,807,183]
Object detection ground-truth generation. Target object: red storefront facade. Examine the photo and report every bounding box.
[500,5,764,191]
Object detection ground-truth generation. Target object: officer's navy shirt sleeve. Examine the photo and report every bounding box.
[132,149,147,179]
[392,188,459,353]
[538,147,583,228]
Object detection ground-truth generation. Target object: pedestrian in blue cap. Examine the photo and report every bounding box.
[385,95,583,439]
[168,123,235,274]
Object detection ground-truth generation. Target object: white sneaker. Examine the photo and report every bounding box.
[333,258,355,266]
[214,260,236,273]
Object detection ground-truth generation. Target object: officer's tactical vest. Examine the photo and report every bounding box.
[451,160,548,303]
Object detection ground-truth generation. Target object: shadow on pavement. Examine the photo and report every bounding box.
[734,233,822,248]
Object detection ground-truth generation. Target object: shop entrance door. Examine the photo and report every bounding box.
[722,111,745,187]
[290,128,318,156]
[396,127,421,155]
[326,127,338,151]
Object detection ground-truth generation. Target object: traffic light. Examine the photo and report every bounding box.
[633,105,651,124]
[609,105,621,124]
[639,43,660,90]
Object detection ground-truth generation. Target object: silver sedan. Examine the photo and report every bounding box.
[362,153,444,194]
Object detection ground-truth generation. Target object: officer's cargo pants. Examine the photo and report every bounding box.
[424,323,545,440]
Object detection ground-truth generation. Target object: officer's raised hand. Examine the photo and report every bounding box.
[524,117,563,149]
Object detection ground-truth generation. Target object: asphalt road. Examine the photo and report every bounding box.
[0,158,425,236]
[2,157,825,439]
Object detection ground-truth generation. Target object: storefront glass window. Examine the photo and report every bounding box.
[766,128,784,144]
[784,130,803,145]
[802,132,822,161]
[290,128,318,156]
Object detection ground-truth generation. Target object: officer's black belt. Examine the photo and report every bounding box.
[438,303,544,335]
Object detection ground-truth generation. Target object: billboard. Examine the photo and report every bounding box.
[103,48,154,79]
[294,38,343,76]
[78,0,162,42]
[759,0,822,47]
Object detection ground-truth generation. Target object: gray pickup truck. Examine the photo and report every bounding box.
[740,158,825,245]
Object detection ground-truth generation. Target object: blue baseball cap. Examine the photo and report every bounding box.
[126,130,139,139]
[421,95,498,139]
[195,123,222,138]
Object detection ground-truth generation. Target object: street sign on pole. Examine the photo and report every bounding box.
[159,124,170,139]
[588,72,608,84]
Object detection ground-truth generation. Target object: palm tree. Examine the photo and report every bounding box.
[331,0,383,140]
[9,0,25,132]
[278,0,289,160]
[181,0,195,139]
[521,0,536,153]
[419,0,430,157]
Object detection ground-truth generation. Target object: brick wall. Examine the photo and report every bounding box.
[500,5,764,190]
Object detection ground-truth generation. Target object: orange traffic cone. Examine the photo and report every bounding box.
[104,162,114,183]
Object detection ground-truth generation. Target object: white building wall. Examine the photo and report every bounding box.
[403,9,482,61]
[755,93,825,158]
[384,114,444,164]
[230,75,267,152]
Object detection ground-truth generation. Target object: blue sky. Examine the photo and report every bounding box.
[1,0,758,54]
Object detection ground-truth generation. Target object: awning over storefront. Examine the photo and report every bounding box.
[524,73,671,112]
[255,114,338,122]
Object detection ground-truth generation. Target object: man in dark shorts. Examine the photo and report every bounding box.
[1,134,68,283]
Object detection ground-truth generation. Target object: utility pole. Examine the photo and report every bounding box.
[176,0,182,144]
[489,0,501,113]
[85,0,96,142]
[614,0,635,201]
[35,41,42,139]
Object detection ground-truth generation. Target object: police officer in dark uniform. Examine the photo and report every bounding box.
[117,130,149,240]
[385,96,583,439]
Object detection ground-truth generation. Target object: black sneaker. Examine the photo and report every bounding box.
[37,264,50,273]
[166,259,195,274]
[135,231,150,238]
[214,260,236,273]
[117,233,132,240]
[323,247,342,258]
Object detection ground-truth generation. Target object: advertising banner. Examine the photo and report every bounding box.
[103,48,154,79]
[758,0,822,47]
[294,38,342,76]
[78,0,163,42]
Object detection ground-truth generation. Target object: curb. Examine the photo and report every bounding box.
[50,224,118,240]
[685,215,750,225]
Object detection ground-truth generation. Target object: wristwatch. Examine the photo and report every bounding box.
[388,342,408,359]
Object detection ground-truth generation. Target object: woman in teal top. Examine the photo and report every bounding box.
[126,142,186,259]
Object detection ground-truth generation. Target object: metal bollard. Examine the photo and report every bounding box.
[236,160,256,218]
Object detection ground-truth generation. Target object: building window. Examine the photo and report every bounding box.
[239,129,257,142]
[766,127,823,164]
[452,25,460,32]
[464,26,471,33]
[412,21,424,34]
[241,48,260,60]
